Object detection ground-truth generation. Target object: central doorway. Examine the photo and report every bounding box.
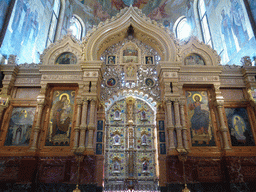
[103,96,159,191]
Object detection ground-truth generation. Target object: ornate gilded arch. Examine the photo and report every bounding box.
[82,6,178,62]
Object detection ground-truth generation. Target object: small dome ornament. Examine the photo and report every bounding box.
[182,184,190,192]
[73,184,81,192]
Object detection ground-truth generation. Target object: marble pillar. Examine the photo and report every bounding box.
[87,99,96,150]
[166,100,175,150]
[73,98,82,150]
[29,98,45,151]
[174,100,184,151]
[215,100,231,150]
[179,99,189,150]
[78,99,88,152]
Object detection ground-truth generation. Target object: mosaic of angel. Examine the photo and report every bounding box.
[4,107,36,146]
[45,90,75,146]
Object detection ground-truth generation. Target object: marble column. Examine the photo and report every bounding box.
[179,99,189,150]
[78,99,88,152]
[73,98,82,150]
[87,99,96,150]
[174,99,184,151]
[215,100,231,150]
[166,100,175,150]
[29,98,45,151]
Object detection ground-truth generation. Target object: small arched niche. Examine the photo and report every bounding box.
[184,53,205,66]
[55,52,77,65]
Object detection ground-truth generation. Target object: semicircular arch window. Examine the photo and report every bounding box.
[55,52,77,64]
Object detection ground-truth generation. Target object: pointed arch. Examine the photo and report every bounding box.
[82,7,178,62]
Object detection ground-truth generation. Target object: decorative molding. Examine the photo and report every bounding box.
[15,78,41,84]
[41,75,83,80]
[179,76,219,82]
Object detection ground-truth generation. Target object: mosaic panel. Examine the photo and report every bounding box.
[108,152,126,177]
[108,127,125,149]
[136,127,153,150]
[108,99,126,124]
[136,152,155,177]
[135,99,154,125]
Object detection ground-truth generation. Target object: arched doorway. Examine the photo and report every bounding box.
[103,96,159,191]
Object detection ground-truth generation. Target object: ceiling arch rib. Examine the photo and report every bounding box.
[82,6,177,62]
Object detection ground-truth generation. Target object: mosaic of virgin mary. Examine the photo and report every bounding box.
[45,90,75,146]
[186,91,215,146]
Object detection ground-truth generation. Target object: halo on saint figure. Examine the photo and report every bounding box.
[192,93,202,102]
[59,93,70,103]
[187,91,192,97]
[201,91,206,96]
[55,91,60,97]
[71,91,76,97]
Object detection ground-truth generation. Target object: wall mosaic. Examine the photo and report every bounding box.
[45,90,76,146]
[107,152,125,177]
[100,38,160,103]
[0,0,14,46]
[206,0,256,65]
[248,0,256,26]
[0,0,53,63]
[4,107,36,146]
[186,90,216,146]
[135,99,154,125]
[225,107,255,146]
[108,99,126,125]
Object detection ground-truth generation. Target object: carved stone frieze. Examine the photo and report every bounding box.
[42,75,83,81]
[84,71,99,78]
[163,72,178,78]
[179,76,219,82]
[15,78,41,85]
[18,63,39,69]
[220,78,245,85]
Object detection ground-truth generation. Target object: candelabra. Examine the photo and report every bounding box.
[178,152,190,192]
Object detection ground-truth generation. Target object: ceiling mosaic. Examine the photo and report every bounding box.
[77,0,191,27]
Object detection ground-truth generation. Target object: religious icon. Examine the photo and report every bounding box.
[186,91,215,146]
[159,121,164,130]
[113,134,120,145]
[107,55,116,65]
[160,144,166,154]
[225,107,255,146]
[145,56,153,64]
[55,52,77,64]
[145,78,154,87]
[126,65,136,77]
[45,90,75,146]
[141,134,147,145]
[184,53,205,65]
[159,132,165,142]
[113,160,120,173]
[97,120,103,130]
[123,47,138,63]
[4,107,36,146]
[114,110,121,120]
[97,131,103,142]
[96,143,102,154]
[106,78,116,87]
[142,161,148,172]
[141,110,147,121]
[0,97,9,106]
